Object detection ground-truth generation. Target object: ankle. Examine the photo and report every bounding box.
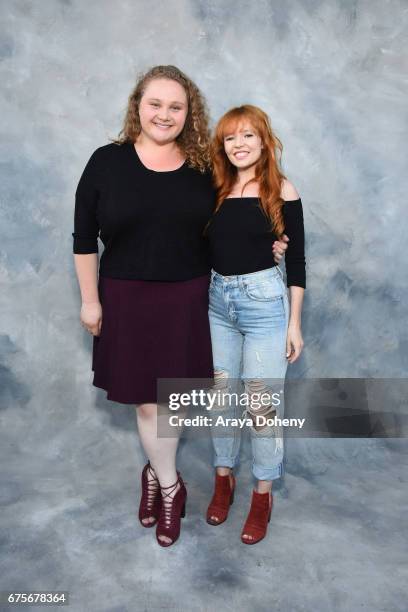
[157,471,178,489]
[161,481,180,498]
[216,467,231,477]
[256,481,272,495]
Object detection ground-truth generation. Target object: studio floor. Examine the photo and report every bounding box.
[1,402,407,612]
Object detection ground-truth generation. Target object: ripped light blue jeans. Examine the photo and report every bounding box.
[208,266,290,481]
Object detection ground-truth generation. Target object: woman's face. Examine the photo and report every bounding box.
[223,121,263,171]
[138,78,188,145]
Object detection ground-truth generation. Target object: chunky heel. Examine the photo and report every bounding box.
[206,471,236,526]
[181,501,186,518]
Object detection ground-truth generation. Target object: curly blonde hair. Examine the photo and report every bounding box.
[113,65,212,173]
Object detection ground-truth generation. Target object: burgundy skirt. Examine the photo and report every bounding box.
[92,273,214,404]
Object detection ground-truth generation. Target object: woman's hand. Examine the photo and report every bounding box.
[286,323,304,363]
[272,234,289,264]
[80,301,102,337]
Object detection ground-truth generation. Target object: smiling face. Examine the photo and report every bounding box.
[138,78,188,145]
[223,121,263,170]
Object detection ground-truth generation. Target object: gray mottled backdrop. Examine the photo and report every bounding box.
[1,1,407,611]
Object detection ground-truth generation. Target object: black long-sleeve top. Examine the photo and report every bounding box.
[72,142,215,281]
[206,197,306,288]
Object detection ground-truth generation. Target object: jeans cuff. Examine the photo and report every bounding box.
[252,461,283,481]
[214,456,237,469]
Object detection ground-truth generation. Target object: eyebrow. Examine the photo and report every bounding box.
[224,128,255,136]
[146,98,186,106]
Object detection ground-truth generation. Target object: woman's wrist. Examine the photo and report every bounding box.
[288,318,301,329]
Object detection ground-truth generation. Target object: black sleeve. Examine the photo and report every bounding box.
[283,198,306,289]
[72,149,102,254]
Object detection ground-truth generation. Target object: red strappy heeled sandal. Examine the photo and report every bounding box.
[241,490,273,545]
[206,471,236,526]
[138,462,161,528]
[156,473,187,547]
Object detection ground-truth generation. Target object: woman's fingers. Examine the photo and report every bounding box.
[272,241,286,255]
[80,302,103,335]
[288,342,304,363]
[286,334,304,363]
[80,319,101,336]
[288,345,300,363]
[286,337,292,359]
[272,235,289,253]
[272,235,289,263]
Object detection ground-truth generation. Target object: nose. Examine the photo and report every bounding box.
[234,134,245,147]
[157,107,171,122]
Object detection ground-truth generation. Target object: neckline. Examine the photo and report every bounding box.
[130,142,187,174]
[224,196,301,203]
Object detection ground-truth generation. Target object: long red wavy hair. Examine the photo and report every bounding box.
[210,105,287,236]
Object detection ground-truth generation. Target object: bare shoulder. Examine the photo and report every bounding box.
[280,178,300,201]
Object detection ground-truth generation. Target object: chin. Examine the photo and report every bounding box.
[233,161,254,170]
[228,156,255,169]
[151,132,175,144]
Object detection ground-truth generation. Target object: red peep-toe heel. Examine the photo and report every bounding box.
[241,490,273,545]
[206,471,235,526]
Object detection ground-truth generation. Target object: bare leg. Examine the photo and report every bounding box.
[257,479,273,494]
[136,403,181,544]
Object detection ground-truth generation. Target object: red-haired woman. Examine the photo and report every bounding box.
[205,105,306,544]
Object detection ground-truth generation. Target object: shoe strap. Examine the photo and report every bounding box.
[145,464,159,507]
[160,477,181,525]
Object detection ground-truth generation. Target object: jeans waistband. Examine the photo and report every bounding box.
[211,266,284,284]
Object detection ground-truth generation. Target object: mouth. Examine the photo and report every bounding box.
[153,122,173,130]
[234,151,250,159]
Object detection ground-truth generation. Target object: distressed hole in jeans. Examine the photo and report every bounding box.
[213,369,229,390]
[209,368,231,411]
[244,379,277,421]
